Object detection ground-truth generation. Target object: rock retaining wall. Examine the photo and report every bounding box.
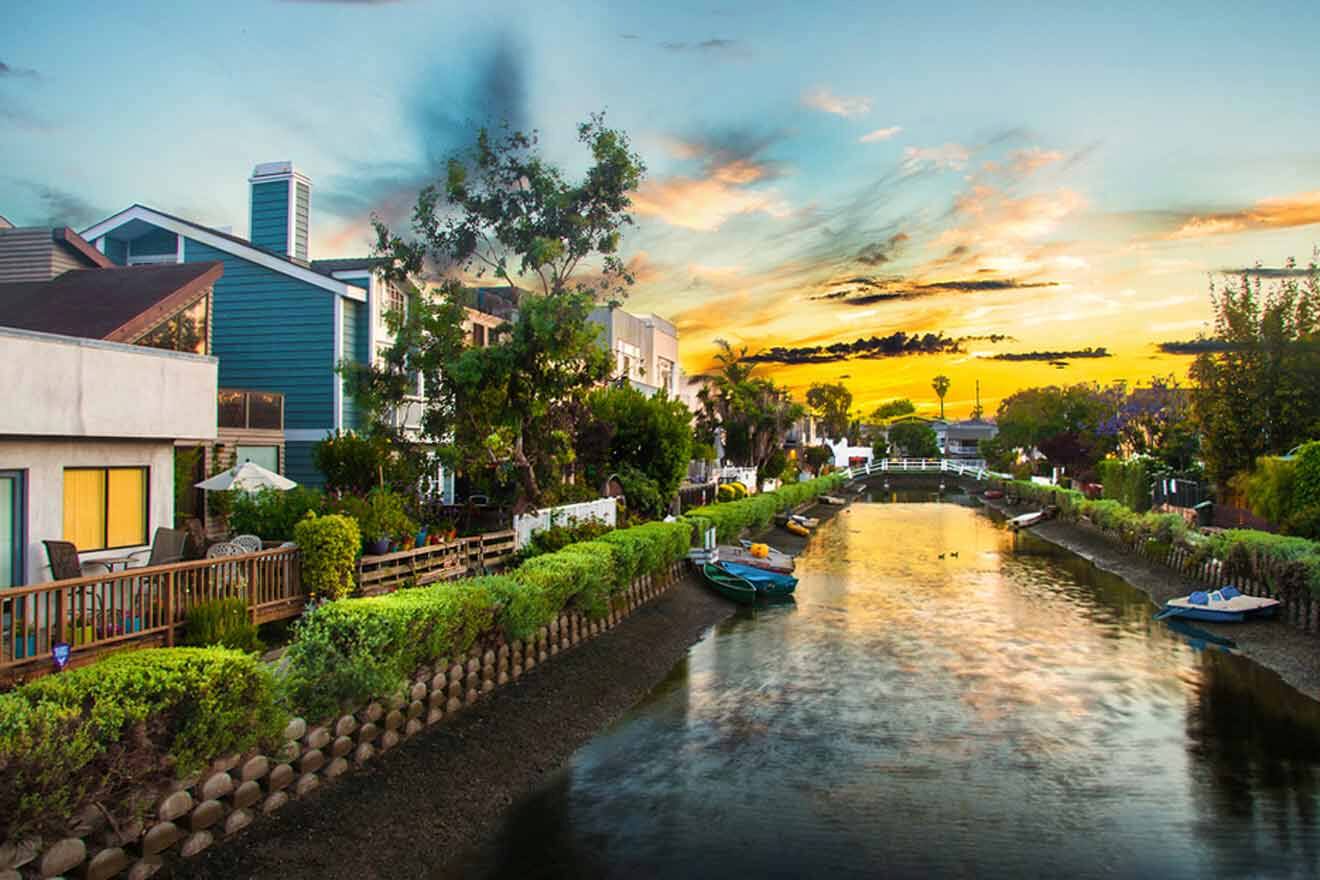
[0,563,687,880]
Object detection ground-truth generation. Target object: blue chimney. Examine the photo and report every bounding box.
[249,161,310,260]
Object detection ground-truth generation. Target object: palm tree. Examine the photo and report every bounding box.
[932,374,951,419]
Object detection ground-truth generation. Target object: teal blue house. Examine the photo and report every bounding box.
[80,163,394,486]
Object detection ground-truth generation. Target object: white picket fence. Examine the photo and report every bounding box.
[513,497,619,550]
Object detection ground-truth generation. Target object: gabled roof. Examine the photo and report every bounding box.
[80,205,365,302]
[311,257,385,275]
[53,227,113,269]
[0,262,222,342]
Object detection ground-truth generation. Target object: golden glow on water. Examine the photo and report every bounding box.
[476,502,1320,879]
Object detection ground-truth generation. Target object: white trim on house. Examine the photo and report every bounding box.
[332,271,375,357]
[176,234,185,264]
[80,205,364,302]
[284,428,335,442]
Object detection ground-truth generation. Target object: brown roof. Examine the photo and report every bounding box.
[0,262,222,341]
[53,227,113,269]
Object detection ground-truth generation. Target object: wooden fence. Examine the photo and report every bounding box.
[1,545,301,681]
[357,530,516,595]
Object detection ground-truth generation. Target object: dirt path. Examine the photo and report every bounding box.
[175,575,736,880]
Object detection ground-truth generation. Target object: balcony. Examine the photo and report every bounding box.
[217,389,284,431]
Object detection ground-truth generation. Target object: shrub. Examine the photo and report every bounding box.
[1292,442,1320,511]
[293,513,361,600]
[334,487,417,544]
[0,648,282,840]
[184,597,263,653]
[689,474,844,543]
[228,486,326,541]
[1098,458,1151,512]
[1284,505,1320,540]
[517,518,615,562]
[616,463,666,519]
[314,430,418,495]
[281,578,502,719]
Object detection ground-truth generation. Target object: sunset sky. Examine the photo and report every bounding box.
[5,1,1320,418]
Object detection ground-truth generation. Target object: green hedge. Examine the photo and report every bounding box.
[294,512,361,601]
[281,518,698,718]
[988,476,1320,596]
[0,648,283,840]
[687,474,845,543]
[1098,458,1151,512]
[281,577,505,720]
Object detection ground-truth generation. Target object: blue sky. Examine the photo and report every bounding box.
[5,0,1320,413]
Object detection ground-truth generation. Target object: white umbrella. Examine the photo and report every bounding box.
[195,461,297,492]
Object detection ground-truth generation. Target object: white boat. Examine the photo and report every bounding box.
[819,495,848,505]
[1008,511,1048,530]
[1155,587,1280,623]
[724,541,796,573]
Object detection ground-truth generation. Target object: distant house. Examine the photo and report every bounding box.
[78,162,407,487]
[589,305,681,399]
[944,419,998,467]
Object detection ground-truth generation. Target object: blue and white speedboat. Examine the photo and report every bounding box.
[1154,586,1280,623]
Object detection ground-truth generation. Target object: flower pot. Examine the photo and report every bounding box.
[14,634,37,659]
[74,625,95,646]
[415,528,428,547]
[367,538,392,556]
[428,534,441,546]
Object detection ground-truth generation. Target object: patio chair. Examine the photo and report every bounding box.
[42,540,109,579]
[232,534,263,554]
[126,527,188,569]
[206,542,245,558]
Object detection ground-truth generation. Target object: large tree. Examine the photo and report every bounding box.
[576,384,693,517]
[1187,260,1320,485]
[347,115,647,506]
[697,340,804,469]
[994,383,1122,479]
[871,398,916,420]
[885,421,939,458]
[805,381,853,441]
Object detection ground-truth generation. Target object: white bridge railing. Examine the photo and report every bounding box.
[840,459,1011,481]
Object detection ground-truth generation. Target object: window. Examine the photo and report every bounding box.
[137,294,209,355]
[382,284,405,320]
[236,445,279,473]
[63,467,148,551]
[472,323,487,347]
[658,357,675,391]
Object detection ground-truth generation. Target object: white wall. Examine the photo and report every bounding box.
[0,438,176,584]
[829,439,874,469]
[1,327,217,440]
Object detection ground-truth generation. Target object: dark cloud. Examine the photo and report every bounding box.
[856,232,909,266]
[0,61,39,79]
[1158,339,1233,355]
[1222,266,1316,278]
[819,277,1060,306]
[317,33,529,226]
[989,347,1110,361]
[660,38,738,52]
[747,331,969,365]
[8,180,105,227]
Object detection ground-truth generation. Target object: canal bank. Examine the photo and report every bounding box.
[175,573,737,880]
[980,496,1320,702]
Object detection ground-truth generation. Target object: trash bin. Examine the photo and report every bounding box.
[1194,500,1214,527]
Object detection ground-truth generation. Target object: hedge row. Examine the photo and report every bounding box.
[281,518,695,720]
[0,511,721,836]
[686,474,846,543]
[990,477,1320,596]
[0,648,283,840]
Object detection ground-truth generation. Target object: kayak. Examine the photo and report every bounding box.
[717,561,798,598]
[1154,586,1280,623]
[784,520,810,537]
[700,563,757,605]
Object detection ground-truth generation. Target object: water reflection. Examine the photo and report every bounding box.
[470,503,1320,879]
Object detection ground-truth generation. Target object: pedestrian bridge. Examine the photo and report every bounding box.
[841,459,1008,482]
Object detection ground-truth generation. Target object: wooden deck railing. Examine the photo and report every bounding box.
[357,529,517,595]
[1,546,301,681]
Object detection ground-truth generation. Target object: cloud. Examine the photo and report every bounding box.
[7,180,105,227]
[988,347,1110,361]
[660,38,738,51]
[1220,264,1318,278]
[632,128,791,231]
[902,143,970,173]
[317,32,528,229]
[855,232,909,265]
[1157,339,1234,355]
[1006,147,1065,174]
[817,276,1060,305]
[859,126,902,143]
[1168,190,1320,239]
[747,331,966,365]
[802,86,871,118]
[0,60,39,79]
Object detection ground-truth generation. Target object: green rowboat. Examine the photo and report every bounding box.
[700,563,758,605]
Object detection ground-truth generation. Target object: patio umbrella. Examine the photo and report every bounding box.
[195,461,297,492]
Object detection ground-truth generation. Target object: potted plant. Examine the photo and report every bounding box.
[69,611,95,646]
[438,517,457,542]
[356,488,417,557]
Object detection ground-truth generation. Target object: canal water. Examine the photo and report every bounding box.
[470,501,1320,879]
